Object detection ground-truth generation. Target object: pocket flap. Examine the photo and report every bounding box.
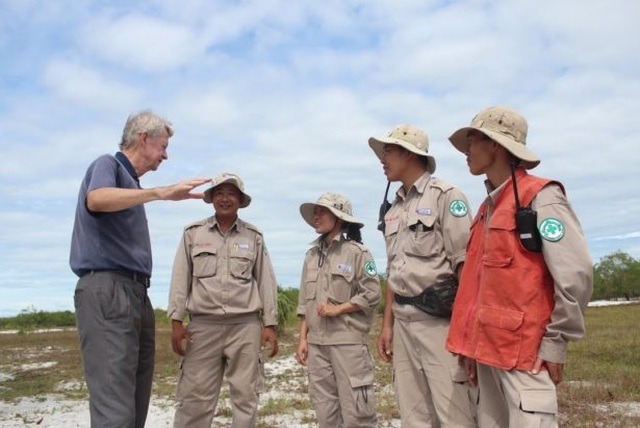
[192,245,217,257]
[488,210,516,231]
[449,364,468,383]
[349,371,374,388]
[384,218,400,237]
[519,389,558,414]
[408,212,436,229]
[477,306,523,331]
[330,261,355,281]
[305,268,319,282]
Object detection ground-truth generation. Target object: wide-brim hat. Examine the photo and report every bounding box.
[449,106,540,169]
[203,172,251,208]
[300,192,364,228]
[368,124,436,174]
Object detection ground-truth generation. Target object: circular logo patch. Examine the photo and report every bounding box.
[364,260,377,277]
[539,218,565,242]
[449,200,468,218]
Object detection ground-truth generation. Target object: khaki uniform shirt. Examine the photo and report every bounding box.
[168,216,278,326]
[297,234,381,345]
[485,179,593,363]
[384,172,472,321]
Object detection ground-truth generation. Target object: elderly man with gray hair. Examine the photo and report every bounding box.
[70,110,210,428]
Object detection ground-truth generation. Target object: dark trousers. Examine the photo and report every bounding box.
[74,271,155,428]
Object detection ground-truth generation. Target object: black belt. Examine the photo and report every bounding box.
[83,269,151,288]
[394,294,419,305]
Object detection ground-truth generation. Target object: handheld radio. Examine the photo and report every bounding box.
[377,181,392,233]
[511,161,542,252]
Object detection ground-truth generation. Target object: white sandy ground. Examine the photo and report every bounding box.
[0,352,401,427]
[0,356,338,428]
[1,300,638,427]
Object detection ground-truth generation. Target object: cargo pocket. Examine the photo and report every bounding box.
[329,261,354,303]
[384,218,400,254]
[476,306,523,369]
[304,269,319,330]
[192,246,217,278]
[348,347,376,416]
[230,251,254,281]
[519,388,558,415]
[406,214,441,258]
[483,210,516,267]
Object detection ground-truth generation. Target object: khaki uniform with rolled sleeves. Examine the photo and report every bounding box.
[446,106,593,428]
[383,172,477,427]
[168,173,278,428]
[296,192,381,428]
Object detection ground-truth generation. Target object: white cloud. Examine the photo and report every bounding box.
[1,0,639,315]
[42,59,140,109]
[79,13,205,72]
[595,232,640,241]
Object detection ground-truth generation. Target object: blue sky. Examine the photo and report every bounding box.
[1,0,639,317]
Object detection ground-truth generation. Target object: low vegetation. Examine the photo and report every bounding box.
[1,304,639,426]
[2,251,639,424]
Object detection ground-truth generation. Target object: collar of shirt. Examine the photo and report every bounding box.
[484,167,528,203]
[395,171,432,201]
[115,151,140,186]
[207,215,241,233]
[310,233,344,249]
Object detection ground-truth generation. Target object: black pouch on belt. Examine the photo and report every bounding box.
[411,278,458,318]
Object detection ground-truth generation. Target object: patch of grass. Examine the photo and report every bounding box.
[1,304,639,426]
[558,303,640,426]
[0,329,83,402]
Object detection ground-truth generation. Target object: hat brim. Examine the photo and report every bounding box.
[449,127,540,170]
[203,183,251,208]
[300,203,364,229]
[368,137,436,174]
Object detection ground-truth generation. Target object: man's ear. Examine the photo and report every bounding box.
[405,149,419,160]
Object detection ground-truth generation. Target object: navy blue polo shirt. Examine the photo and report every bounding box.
[69,153,152,278]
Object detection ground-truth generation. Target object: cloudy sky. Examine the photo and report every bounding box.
[1,0,638,317]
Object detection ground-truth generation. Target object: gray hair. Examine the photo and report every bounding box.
[119,110,174,150]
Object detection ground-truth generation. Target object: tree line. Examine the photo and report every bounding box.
[592,250,640,301]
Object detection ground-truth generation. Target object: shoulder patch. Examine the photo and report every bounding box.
[363,260,378,277]
[449,200,468,217]
[539,218,564,242]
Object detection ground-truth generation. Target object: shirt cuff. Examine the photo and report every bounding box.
[538,338,568,364]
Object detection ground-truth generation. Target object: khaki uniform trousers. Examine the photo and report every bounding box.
[393,316,476,427]
[476,362,558,428]
[308,343,377,428]
[174,316,263,428]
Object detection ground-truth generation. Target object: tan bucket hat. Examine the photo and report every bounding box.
[300,192,364,228]
[449,106,540,169]
[203,172,252,208]
[368,124,436,174]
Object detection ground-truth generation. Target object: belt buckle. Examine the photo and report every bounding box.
[132,272,149,288]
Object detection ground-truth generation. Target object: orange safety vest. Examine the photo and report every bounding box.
[446,169,564,371]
